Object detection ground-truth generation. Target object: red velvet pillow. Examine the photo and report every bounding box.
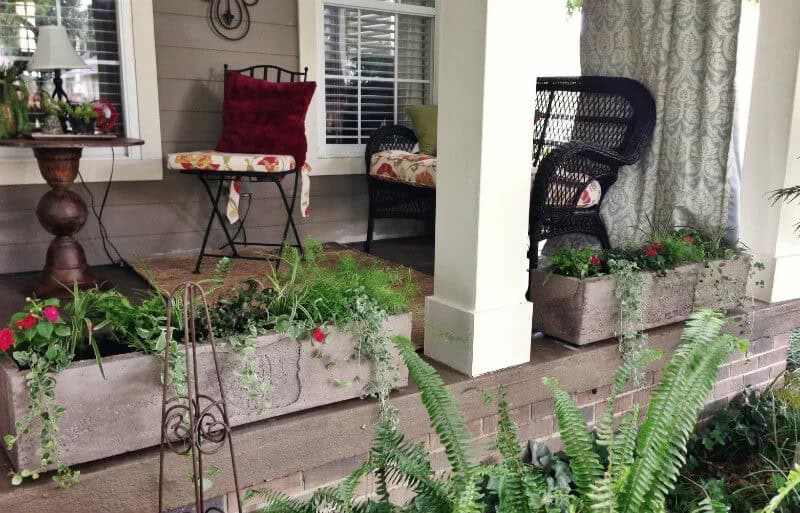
[215,71,316,165]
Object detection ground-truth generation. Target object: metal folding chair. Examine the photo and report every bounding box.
[182,64,309,273]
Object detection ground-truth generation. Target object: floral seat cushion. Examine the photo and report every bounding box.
[371,152,600,208]
[167,150,296,172]
[369,150,437,188]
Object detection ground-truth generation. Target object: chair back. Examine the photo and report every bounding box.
[223,64,309,85]
[533,76,655,166]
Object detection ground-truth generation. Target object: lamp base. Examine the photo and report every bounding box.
[51,70,69,103]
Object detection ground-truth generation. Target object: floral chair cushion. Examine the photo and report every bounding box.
[167,150,296,172]
[371,152,600,209]
[369,150,437,188]
[167,150,311,222]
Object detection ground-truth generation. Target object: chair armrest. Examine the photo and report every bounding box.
[531,140,634,217]
[364,125,418,175]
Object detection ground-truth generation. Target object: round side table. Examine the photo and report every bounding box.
[0,137,144,297]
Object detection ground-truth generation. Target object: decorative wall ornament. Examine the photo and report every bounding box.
[206,0,259,41]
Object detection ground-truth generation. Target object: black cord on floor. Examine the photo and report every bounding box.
[78,146,124,266]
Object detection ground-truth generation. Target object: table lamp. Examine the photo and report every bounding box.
[28,25,89,102]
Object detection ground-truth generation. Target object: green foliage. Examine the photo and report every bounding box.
[252,309,747,513]
[0,66,30,138]
[544,309,744,513]
[547,229,735,279]
[62,101,98,123]
[608,259,649,383]
[548,247,602,279]
[669,376,800,513]
[3,241,418,488]
[788,330,800,372]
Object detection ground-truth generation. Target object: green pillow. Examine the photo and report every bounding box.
[406,105,437,156]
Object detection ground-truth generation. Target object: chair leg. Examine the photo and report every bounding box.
[365,213,375,253]
[195,178,224,273]
[275,173,303,261]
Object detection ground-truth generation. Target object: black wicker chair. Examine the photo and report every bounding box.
[529,76,656,266]
[363,125,436,253]
[363,76,655,259]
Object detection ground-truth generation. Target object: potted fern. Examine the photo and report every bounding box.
[0,67,30,139]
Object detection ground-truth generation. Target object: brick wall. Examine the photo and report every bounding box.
[228,331,791,512]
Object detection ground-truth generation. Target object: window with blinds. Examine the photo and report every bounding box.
[0,0,124,134]
[323,1,435,148]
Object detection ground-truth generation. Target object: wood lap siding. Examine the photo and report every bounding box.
[0,0,421,274]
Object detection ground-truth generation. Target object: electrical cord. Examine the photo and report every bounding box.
[78,146,124,266]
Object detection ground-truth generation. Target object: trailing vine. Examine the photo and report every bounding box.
[609,259,649,384]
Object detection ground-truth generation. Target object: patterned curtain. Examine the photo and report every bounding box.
[580,0,741,245]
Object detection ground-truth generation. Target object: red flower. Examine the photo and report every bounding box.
[0,328,14,352]
[590,254,601,266]
[313,327,326,343]
[14,314,37,330]
[645,246,657,257]
[683,235,694,244]
[652,242,665,252]
[43,306,60,323]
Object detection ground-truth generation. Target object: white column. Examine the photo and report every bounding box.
[741,0,800,303]
[424,0,536,376]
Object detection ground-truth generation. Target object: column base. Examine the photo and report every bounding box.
[423,295,533,377]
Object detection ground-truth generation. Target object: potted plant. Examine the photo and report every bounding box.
[64,101,98,134]
[39,94,64,135]
[0,67,30,139]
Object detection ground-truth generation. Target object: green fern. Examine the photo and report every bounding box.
[392,336,480,513]
[543,376,604,498]
[621,310,743,513]
[544,309,743,513]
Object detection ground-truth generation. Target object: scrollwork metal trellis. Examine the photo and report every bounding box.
[158,282,242,513]
[206,0,259,41]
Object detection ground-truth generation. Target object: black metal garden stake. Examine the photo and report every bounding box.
[157,282,243,513]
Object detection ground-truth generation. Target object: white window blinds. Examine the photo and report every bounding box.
[0,0,124,134]
[323,1,434,147]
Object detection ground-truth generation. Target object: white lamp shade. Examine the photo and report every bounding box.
[28,26,89,71]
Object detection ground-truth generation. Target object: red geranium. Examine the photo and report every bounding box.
[683,235,694,244]
[43,306,60,323]
[590,254,601,266]
[652,242,665,252]
[645,246,657,257]
[0,328,14,352]
[313,327,326,343]
[14,314,37,330]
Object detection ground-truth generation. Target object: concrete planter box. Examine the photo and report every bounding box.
[530,258,749,345]
[0,313,411,471]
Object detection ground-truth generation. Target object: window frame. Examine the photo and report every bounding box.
[299,0,438,175]
[0,0,163,185]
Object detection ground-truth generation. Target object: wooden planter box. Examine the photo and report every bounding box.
[530,258,749,345]
[0,313,411,471]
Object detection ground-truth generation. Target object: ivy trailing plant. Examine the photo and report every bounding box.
[1,240,417,488]
[608,259,649,385]
[251,309,780,513]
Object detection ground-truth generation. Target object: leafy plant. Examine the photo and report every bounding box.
[0,66,29,138]
[252,309,747,513]
[2,242,418,488]
[669,375,800,513]
[63,101,98,123]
